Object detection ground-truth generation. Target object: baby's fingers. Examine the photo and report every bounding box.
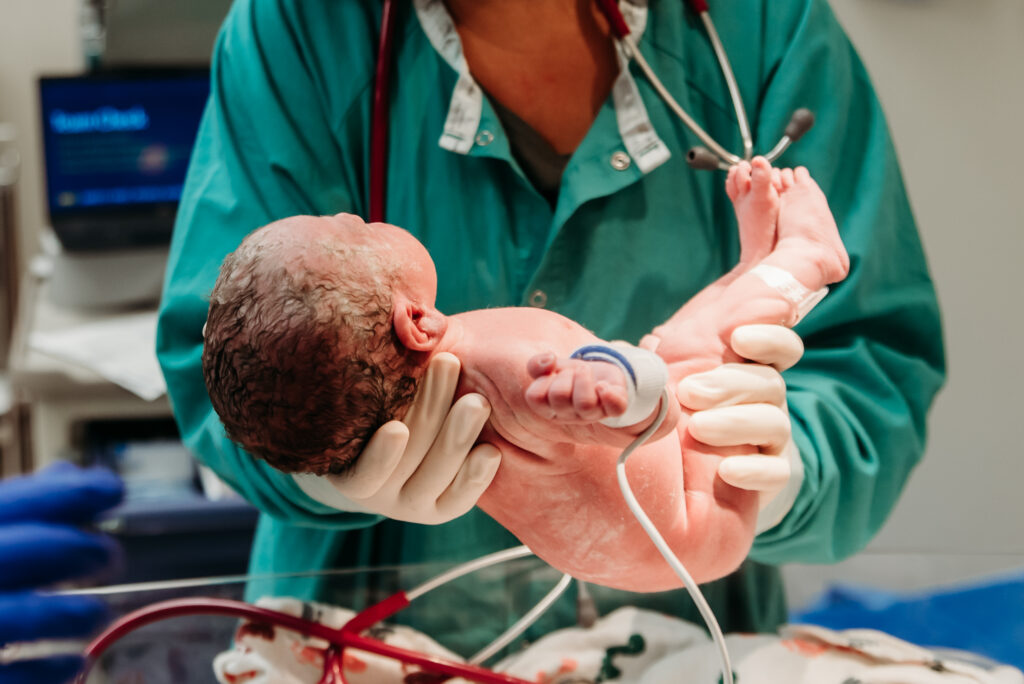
[546,368,578,416]
[570,365,604,422]
[525,373,558,417]
[527,352,558,379]
[595,382,629,418]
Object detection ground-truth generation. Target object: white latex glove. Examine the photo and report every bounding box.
[677,324,805,533]
[293,352,501,524]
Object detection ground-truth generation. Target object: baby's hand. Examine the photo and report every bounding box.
[524,353,629,423]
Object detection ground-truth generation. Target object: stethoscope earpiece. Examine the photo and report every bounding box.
[784,108,816,142]
[687,147,727,171]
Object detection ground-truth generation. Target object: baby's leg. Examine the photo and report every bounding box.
[524,353,629,424]
[650,166,848,370]
[642,158,782,352]
[759,166,850,289]
[727,157,781,267]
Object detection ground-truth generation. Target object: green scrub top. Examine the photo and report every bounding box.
[157,0,945,656]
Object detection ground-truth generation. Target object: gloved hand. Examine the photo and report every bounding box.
[0,461,124,684]
[678,324,805,533]
[293,352,501,524]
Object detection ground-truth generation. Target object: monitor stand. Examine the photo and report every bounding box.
[48,247,169,310]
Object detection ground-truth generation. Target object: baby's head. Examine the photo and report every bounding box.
[202,213,446,476]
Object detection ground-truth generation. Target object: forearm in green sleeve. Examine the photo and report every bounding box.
[750,328,944,564]
[156,0,379,529]
[746,0,946,562]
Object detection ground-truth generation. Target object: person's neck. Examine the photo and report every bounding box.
[445,0,606,52]
[443,0,618,155]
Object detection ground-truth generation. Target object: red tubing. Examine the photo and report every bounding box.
[75,597,534,684]
[341,592,410,633]
[594,0,631,38]
[369,0,397,223]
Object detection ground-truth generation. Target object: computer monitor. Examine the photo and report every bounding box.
[38,69,209,251]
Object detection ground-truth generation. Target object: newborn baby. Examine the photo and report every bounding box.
[203,158,848,591]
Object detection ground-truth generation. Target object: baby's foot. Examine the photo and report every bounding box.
[525,353,629,424]
[727,156,781,266]
[774,167,850,285]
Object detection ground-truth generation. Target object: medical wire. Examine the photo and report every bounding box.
[406,545,535,600]
[469,573,574,666]
[619,35,740,168]
[616,388,735,684]
[696,10,753,161]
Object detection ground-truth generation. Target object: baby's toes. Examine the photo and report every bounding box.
[734,160,752,195]
[726,165,741,201]
[750,158,775,197]
[780,168,795,191]
[792,167,826,196]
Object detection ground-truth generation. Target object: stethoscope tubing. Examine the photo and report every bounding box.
[368,0,815,220]
[369,0,397,223]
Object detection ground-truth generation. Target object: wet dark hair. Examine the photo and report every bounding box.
[201,225,421,476]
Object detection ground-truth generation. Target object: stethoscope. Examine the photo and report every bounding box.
[369,0,816,222]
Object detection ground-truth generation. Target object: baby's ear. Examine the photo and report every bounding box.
[393,295,447,352]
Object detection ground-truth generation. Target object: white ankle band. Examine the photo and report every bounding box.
[570,343,668,428]
[750,264,829,325]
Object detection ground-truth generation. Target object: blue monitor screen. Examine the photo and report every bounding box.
[39,71,209,216]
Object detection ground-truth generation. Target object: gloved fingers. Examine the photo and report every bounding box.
[400,352,463,462]
[434,444,502,522]
[687,404,791,451]
[676,363,786,411]
[0,463,123,525]
[718,455,791,492]
[730,325,804,371]
[332,421,409,499]
[0,523,118,591]
[399,393,491,508]
[0,593,109,643]
[0,655,85,684]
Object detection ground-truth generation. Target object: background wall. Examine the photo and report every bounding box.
[0,0,82,273]
[0,0,1022,606]
[783,0,1024,609]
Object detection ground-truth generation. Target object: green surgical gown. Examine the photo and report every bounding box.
[157,0,945,655]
